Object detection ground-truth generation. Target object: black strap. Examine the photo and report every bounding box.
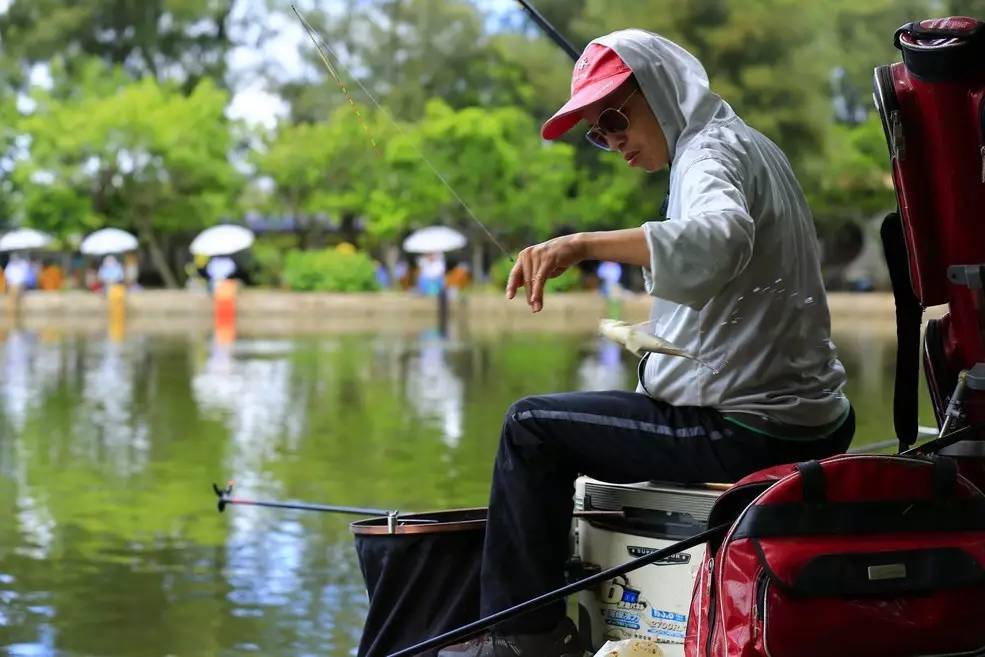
[934,456,959,499]
[979,101,984,152]
[796,460,826,503]
[880,213,923,451]
[785,547,985,597]
[733,498,985,539]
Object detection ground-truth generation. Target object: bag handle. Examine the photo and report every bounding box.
[894,18,985,50]
[795,457,958,504]
[796,460,826,503]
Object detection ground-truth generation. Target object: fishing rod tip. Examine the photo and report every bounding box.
[213,481,234,513]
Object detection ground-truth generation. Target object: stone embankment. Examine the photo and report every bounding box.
[0,289,944,336]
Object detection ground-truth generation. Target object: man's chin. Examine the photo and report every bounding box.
[643,160,668,173]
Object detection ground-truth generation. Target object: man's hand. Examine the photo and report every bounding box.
[506,233,585,313]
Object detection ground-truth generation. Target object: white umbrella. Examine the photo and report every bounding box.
[189,224,255,257]
[0,228,53,252]
[80,228,139,256]
[403,226,467,254]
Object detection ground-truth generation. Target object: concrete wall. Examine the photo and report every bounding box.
[0,289,944,336]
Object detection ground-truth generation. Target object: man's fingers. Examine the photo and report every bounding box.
[521,256,534,307]
[505,258,524,299]
[530,260,554,313]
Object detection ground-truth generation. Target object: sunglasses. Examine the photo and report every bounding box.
[585,88,639,151]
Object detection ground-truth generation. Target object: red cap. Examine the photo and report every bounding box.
[541,44,633,140]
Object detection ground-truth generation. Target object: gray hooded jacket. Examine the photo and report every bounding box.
[594,29,849,433]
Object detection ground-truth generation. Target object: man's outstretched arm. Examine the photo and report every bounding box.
[506,228,649,313]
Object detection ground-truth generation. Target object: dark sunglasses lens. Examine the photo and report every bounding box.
[597,108,629,133]
[585,129,611,150]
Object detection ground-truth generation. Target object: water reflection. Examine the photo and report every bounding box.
[0,325,925,657]
[1,330,64,564]
[78,337,150,477]
[0,330,63,434]
[404,330,465,448]
[190,334,335,646]
[193,335,305,486]
[578,338,631,391]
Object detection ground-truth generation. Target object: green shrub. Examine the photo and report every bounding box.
[249,240,286,287]
[282,248,380,292]
[488,256,582,293]
[489,257,514,289]
[544,266,582,293]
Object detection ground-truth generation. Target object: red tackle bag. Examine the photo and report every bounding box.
[684,455,985,657]
[874,18,985,452]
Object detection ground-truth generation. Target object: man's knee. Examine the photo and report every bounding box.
[501,395,558,455]
[505,395,549,426]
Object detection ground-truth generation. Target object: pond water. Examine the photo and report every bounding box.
[0,324,932,656]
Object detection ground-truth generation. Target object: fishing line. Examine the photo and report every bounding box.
[291,5,512,261]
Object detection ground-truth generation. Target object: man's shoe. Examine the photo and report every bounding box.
[435,616,584,657]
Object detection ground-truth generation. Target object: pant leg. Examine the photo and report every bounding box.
[480,390,737,633]
[480,391,855,634]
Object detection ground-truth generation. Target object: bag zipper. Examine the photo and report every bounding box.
[704,557,716,657]
[761,578,774,657]
[891,110,906,161]
[979,100,984,183]
[874,65,904,161]
[753,569,768,647]
[755,568,768,621]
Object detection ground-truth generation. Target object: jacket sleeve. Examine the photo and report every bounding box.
[641,155,755,309]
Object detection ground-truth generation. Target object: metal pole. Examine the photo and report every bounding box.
[900,420,985,457]
[213,483,626,520]
[513,0,581,61]
[213,482,397,516]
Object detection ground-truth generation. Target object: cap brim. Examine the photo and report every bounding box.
[540,71,633,140]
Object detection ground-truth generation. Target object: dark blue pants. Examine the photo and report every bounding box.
[479,390,854,633]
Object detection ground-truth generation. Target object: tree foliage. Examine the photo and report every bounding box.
[14,62,239,286]
[0,0,238,92]
[250,106,391,247]
[2,0,978,284]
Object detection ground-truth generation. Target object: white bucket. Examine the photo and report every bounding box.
[573,477,726,657]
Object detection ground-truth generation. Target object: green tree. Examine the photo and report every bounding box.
[805,115,898,222]
[14,64,240,286]
[281,0,591,127]
[403,100,582,268]
[280,0,539,122]
[250,105,394,248]
[0,0,239,92]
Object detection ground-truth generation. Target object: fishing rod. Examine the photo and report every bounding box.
[513,0,582,61]
[900,420,985,457]
[213,482,397,517]
[387,522,729,657]
[212,481,626,521]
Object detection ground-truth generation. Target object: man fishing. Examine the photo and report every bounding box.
[439,29,854,657]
